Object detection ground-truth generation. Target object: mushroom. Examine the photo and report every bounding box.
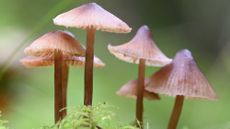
[146,49,218,129]
[108,25,171,127]
[53,2,132,106]
[117,78,160,100]
[21,30,85,123]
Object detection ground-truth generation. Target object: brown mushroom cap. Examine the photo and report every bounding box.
[53,2,131,33]
[24,30,85,57]
[116,78,160,100]
[20,55,105,68]
[108,25,172,66]
[146,49,218,100]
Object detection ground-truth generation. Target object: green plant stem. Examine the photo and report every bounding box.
[54,50,63,123]
[84,28,96,106]
[61,63,69,118]
[136,59,145,128]
[167,95,184,129]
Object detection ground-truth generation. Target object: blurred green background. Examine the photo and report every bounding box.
[0,0,230,129]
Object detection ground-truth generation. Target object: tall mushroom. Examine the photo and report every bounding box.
[22,30,85,123]
[146,49,218,129]
[53,2,131,106]
[108,25,172,127]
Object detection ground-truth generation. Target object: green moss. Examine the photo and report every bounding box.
[38,103,139,129]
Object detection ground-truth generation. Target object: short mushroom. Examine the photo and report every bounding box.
[108,25,171,127]
[21,30,85,123]
[53,2,132,106]
[146,49,218,129]
[117,78,160,100]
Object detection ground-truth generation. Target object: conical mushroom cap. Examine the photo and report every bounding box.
[24,30,85,57]
[53,2,131,33]
[20,55,105,68]
[146,49,218,100]
[116,78,160,100]
[108,25,172,66]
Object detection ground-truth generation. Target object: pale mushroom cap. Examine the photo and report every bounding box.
[53,2,131,33]
[20,56,53,68]
[116,78,160,100]
[20,55,105,68]
[108,25,172,66]
[24,30,85,57]
[146,49,218,100]
[66,56,105,68]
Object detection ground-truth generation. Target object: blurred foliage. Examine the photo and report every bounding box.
[0,113,9,129]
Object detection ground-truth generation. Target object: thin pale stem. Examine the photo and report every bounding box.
[136,59,145,128]
[167,95,185,129]
[54,50,63,123]
[61,63,69,118]
[84,28,96,106]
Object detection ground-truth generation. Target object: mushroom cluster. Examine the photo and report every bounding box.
[21,2,130,124]
[19,2,218,129]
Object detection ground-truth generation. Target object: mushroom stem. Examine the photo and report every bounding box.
[54,50,63,123]
[61,63,69,118]
[136,59,145,128]
[84,28,96,106]
[167,95,184,129]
